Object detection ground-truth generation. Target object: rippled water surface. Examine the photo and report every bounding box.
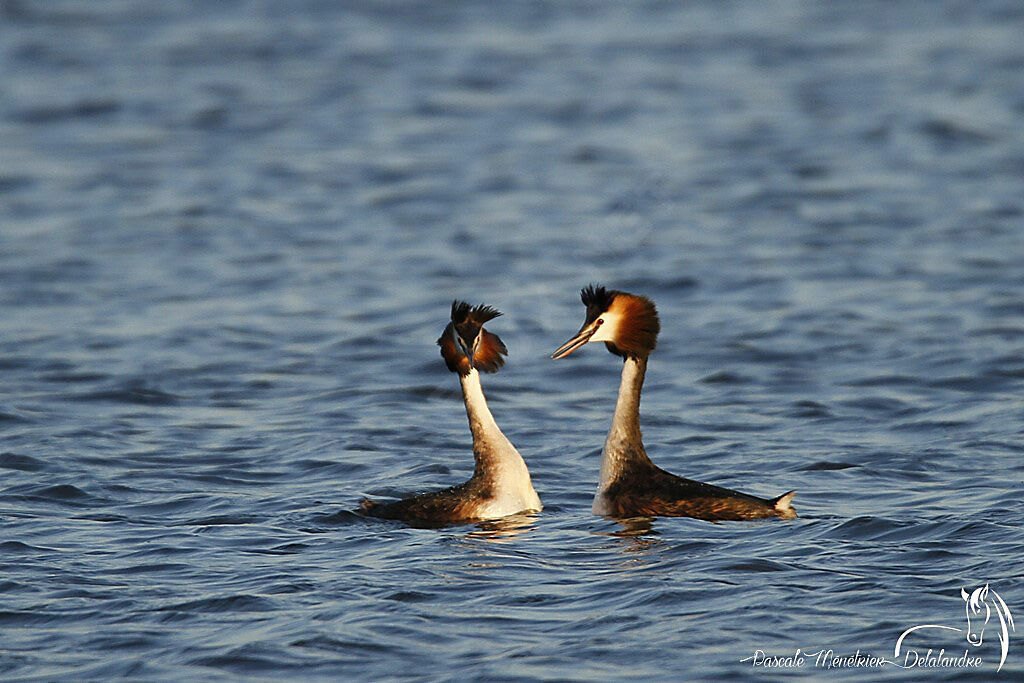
[2,1,1024,680]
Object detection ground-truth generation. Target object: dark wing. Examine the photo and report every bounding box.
[603,466,788,521]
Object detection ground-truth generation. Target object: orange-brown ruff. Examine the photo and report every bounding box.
[360,301,541,524]
[552,285,796,521]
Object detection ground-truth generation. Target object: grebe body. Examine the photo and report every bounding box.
[552,285,795,521]
[361,302,541,524]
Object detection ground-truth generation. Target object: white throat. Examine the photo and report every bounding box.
[459,369,541,515]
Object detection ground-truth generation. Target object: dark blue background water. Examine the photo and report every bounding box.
[2,1,1023,679]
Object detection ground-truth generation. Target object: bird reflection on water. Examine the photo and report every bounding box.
[464,512,539,543]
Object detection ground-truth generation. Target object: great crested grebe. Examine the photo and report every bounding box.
[551,285,796,521]
[360,301,541,524]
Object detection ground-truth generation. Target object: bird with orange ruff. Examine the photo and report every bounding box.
[552,285,796,521]
[361,301,541,524]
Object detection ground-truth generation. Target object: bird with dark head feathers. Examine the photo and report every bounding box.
[360,298,540,524]
[552,284,660,360]
[550,283,796,522]
[438,301,508,376]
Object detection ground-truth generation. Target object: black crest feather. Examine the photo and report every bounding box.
[580,284,609,308]
[450,301,502,326]
[467,303,502,326]
[451,300,473,325]
[581,284,617,324]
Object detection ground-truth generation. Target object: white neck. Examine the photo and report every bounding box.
[598,356,654,492]
[459,369,541,513]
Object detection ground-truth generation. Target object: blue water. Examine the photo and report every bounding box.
[2,1,1024,680]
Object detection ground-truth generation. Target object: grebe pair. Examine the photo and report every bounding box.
[360,287,796,524]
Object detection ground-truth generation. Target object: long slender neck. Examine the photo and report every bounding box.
[459,369,522,479]
[599,355,654,488]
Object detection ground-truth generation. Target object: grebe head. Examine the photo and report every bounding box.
[438,300,508,376]
[551,284,660,360]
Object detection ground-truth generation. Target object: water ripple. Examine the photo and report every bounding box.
[1,1,1022,680]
